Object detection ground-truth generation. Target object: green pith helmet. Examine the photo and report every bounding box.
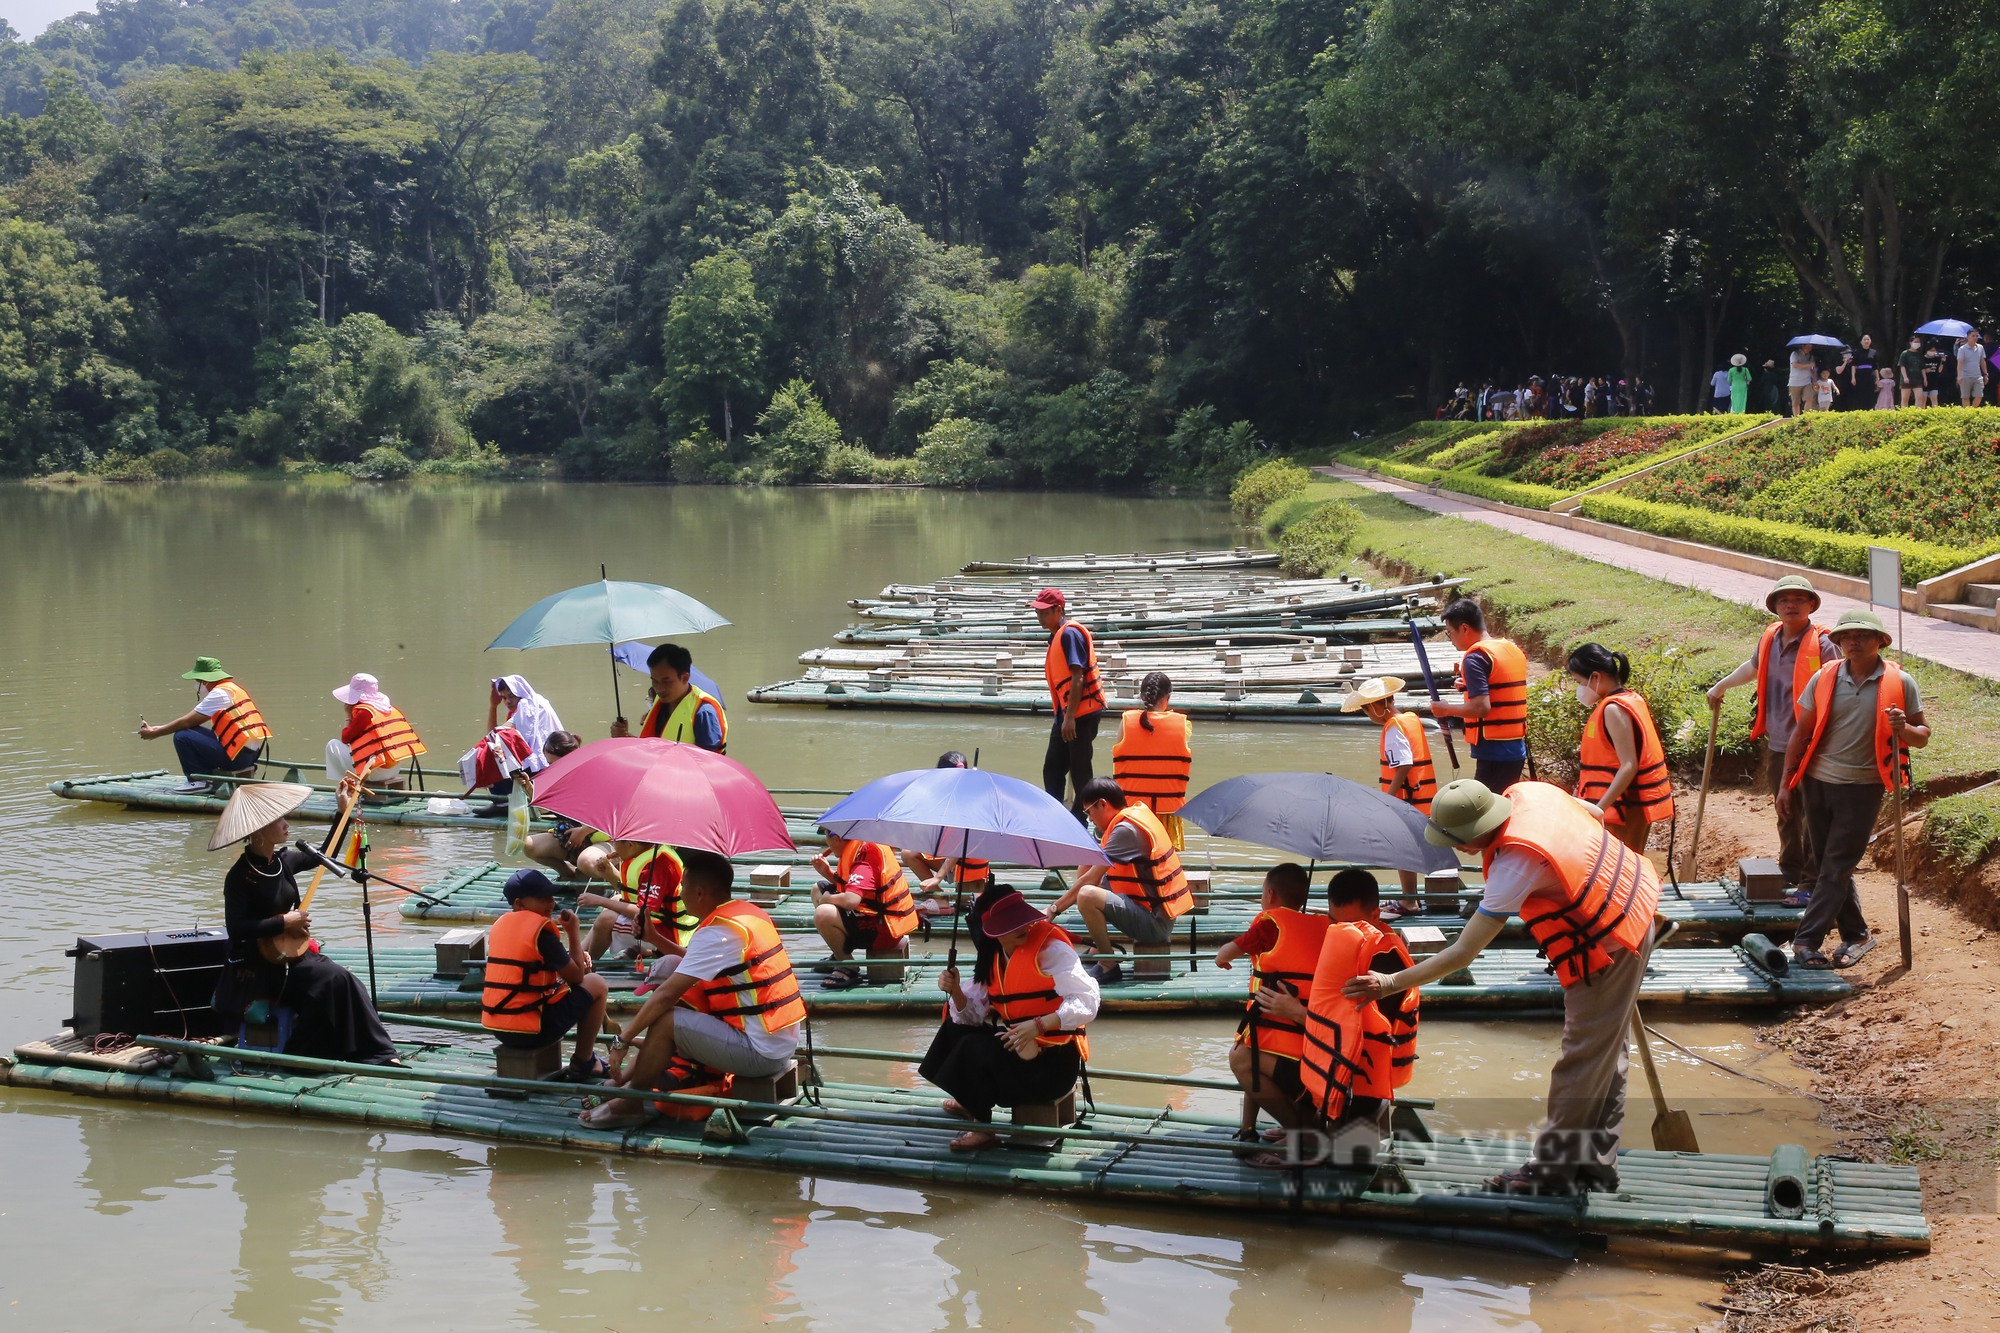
[1423,779,1514,847]
[181,656,230,682]
[1765,574,1821,614]
[1828,607,1892,647]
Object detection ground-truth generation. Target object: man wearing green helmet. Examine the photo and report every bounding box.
[138,656,272,794]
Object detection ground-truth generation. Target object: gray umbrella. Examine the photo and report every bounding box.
[1178,772,1459,873]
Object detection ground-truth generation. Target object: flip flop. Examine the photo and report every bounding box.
[1832,936,1878,969]
[1794,946,1833,970]
[1781,891,1814,909]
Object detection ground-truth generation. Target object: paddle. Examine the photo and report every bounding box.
[260,761,373,964]
[1630,1007,1701,1153]
[1405,610,1459,773]
[1681,700,1720,883]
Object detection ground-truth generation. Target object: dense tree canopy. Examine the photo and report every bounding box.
[0,0,1994,480]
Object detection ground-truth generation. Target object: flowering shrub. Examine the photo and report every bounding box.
[1495,415,1756,489]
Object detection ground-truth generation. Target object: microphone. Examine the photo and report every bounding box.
[294,839,351,879]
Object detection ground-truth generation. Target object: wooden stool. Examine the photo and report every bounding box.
[1131,939,1173,981]
[1007,1089,1077,1147]
[1739,857,1786,901]
[1422,871,1463,915]
[748,865,791,907]
[434,927,487,979]
[1185,870,1212,915]
[488,1040,562,1099]
[865,939,910,985]
[731,1061,800,1124]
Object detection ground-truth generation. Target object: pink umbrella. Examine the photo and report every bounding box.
[530,738,795,855]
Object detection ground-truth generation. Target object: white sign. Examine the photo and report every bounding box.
[1867,545,1902,611]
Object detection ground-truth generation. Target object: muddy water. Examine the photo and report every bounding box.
[0,481,1822,1330]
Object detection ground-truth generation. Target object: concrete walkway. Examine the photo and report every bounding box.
[1325,468,2000,682]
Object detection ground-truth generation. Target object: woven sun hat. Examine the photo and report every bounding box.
[1339,676,1407,713]
[182,656,231,682]
[209,782,313,851]
[1765,574,1822,613]
[1423,779,1513,848]
[1828,607,1892,647]
[1731,353,1748,366]
[331,672,389,707]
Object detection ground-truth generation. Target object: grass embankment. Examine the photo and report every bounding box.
[1263,477,2000,865]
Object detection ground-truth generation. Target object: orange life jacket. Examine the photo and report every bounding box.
[837,840,919,942]
[1377,711,1438,814]
[683,900,806,1034]
[1234,907,1331,1062]
[208,679,271,761]
[1044,620,1105,719]
[988,918,1090,1060]
[1360,921,1419,1093]
[480,909,570,1033]
[1299,921,1392,1125]
[1575,691,1675,826]
[618,845,693,944]
[1786,662,1912,792]
[1749,622,1828,743]
[347,702,426,772]
[1103,803,1192,920]
[640,686,728,754]
[954,858,991,888]
[1483,782,1661,988]
[1112,708,1193,814]
[1458,637,1528,745]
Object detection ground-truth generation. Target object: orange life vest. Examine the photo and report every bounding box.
[618,845,693,944]
[1377,711,1438,814]
[480,910,570,1033]
[1575,691,1675,826]
[988,918,1089,1060]
[1361,922,1419,1092]
[683,900,806,1034]
[1234,907,1331,1062]
[1112,708,1193,814]
[1458,637,1528,745]
[1749,621,1828,743]
[837,840,919,942]
[1299,921,1392,1125]
[1483,782,1661,988]
[1786,662,1912,792]
[640,686,728,753]
[954,858,991,888]
[1103,803,1192,920]
[208,679,271,761]
[347,701,426,772]
[1044,620,1105,719]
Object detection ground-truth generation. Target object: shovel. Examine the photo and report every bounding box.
[1630,1008,1701,1153]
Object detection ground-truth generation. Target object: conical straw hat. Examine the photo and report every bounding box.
[209,783,313,851]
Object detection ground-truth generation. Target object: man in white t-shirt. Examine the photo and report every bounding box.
[137,655,270,793]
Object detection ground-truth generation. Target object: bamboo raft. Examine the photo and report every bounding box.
[746,678,1443,718]
[962,548,1281,574]
[395,862,1805,944]
[831,615,1446,646]
[331,939,1848,1015]
[846,579,1450,630]
[1,1033,1922,1257]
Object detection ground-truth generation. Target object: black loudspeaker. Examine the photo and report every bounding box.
[66,928,231,1039]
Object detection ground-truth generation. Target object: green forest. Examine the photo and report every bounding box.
[2,0,1996,485]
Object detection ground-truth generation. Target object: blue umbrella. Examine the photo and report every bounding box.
[1786,334,1847,348]
[1914,318,1975,338]
[1178,772,1458,874]
[818,768,1109,869]
[613,640,726,710]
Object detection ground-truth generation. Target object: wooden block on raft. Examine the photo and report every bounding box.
[865,939,910,985]
[1007,1089,1078,1147]
[1131,939,1173,981]
[1423,870,1465,915]
[749,865,791,906]
[1739,857,1787,901]
[1185,870,1212,914]
[1397,925,1448,958]
[434,927,487,979]
[732,1062,801,1124]
[489,1041,561,1098]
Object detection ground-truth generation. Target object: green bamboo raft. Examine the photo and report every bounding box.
[395,861,1805,944]
[745,678,1435,719]
[831,615,1445,645]
[0,1035,1926,1258]
[330,937,1847,1015]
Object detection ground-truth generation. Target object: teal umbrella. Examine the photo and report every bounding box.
[486,565,730,720]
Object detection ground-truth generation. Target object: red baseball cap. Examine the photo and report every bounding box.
[977,889,1048,939]
[1030,588,1065,610]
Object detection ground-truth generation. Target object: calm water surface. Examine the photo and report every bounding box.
[0,482,1821,1330]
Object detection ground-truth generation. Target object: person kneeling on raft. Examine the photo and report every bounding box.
[1345,778,1660,1196]
[583,850,806,1129]
[213,811,399,1065]
[480,869,612,1081]
[1049,777,1194,986]
[923,888,1100,1153]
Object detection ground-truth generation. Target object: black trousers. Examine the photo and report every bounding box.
[920,1020,1081,1122]
[1042,710,1101,818]
[1797,777,1881,952]
[1473,756,1525,792]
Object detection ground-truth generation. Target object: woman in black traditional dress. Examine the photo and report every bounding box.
[215,810,399,1064]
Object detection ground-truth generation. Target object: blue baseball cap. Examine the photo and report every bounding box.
[503,868,559,903]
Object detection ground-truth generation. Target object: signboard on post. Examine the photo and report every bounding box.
[1867,545,1903,652]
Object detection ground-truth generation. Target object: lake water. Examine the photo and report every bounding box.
[0,481,1821,1330]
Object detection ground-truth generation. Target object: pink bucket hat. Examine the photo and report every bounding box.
[331,672,390,708]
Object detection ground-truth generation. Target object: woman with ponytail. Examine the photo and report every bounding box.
[1567,644,1675,853]
[1111,672,1194,850]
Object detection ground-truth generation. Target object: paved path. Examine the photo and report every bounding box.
[1324,468,2000,682]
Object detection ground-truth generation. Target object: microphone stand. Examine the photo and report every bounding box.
[294,834,450,1006]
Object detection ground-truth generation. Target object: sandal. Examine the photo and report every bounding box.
[1832,935,1877,969]
[949,1129,1001,1153]
[1781,890,1814,909]
[1794,946,1833,970]
[820,965,864,991]
[552,1054,610,1083]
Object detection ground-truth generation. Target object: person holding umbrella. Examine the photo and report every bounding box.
[139,656,272,794]
[1344,778,1661,1195]
[1788,343,1819,414]
[610,643,726,751]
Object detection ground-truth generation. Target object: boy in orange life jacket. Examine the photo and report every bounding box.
[1777,608,1928,971]
[1215,863,1326,1138]
[1342,675,1437,916]
[1706,576,1838,900]
[481,870,612,1081]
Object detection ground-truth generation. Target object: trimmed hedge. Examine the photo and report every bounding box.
[1338,455,1564,511]
[1578,492,1977,582]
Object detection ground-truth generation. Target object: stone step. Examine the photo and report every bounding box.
[1965,583,2000,610]
[1928,602,1998,632]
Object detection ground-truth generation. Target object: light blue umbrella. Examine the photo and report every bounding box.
[486,566,729,719]
[1179,772,1457,874]
[1914,318,1975,338]
[1786,334,1847,348]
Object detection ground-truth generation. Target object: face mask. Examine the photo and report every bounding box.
[1574,683,1597,708]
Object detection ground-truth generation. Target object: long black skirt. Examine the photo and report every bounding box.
[919,1019,1081,1122]
[218,951,398,1065]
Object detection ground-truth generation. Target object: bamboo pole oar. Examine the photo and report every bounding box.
[1680,700,1720,883]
